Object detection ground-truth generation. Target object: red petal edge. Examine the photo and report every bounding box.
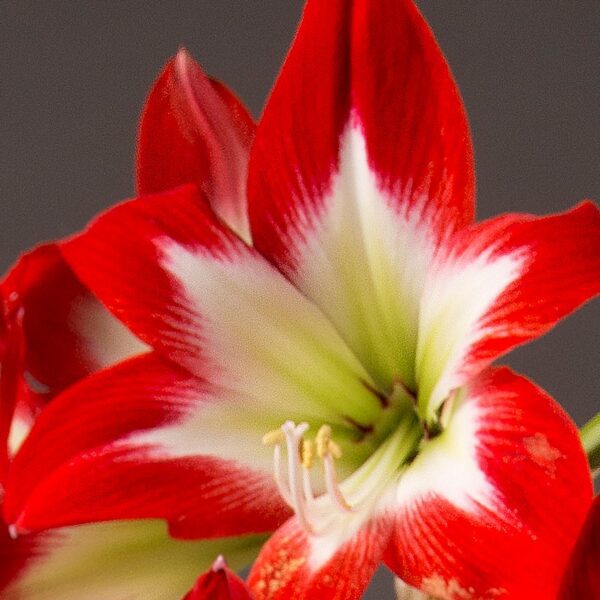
[558,493,600,599]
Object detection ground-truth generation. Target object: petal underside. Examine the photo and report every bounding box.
[0,512,263,600]
[137,49,255,239]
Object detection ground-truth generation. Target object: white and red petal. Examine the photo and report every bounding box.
[247,0,474,390]
[417,202,600,417]
[558,493,600,599]
[137,49,255,239]
[1,511,264,600]
[183,556,252,600]
[386,367,593,599]
[62,185,382,429]
[3,353,288,539]
[247,516,390,600]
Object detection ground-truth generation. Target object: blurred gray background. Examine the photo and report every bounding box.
[1,2,599,597]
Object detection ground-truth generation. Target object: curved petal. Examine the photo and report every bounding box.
[417,201,600,417]
[386,367,593,599]
[247,516,390,600]
[62,185,383,430]
[247,0,474,390]
[558,494,600,599]
[3,353,288,539]
[183,556,252,600]
[0,244,147,473]
[1,514,264,600]
[137,49,255,240]
[1,243,146,403]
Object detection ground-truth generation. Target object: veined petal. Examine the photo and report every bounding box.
[183,556,252,600]
[0,514,264,600]
[248,0,474,390]
[558,494,600,599]
[3,353,288,538]
[62,185,383,430]
[386,368,593,599]
[247,516,390,600]
[137,49,255,240]
[417,202,600,418]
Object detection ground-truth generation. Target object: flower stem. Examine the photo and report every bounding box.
[580,412,600,478]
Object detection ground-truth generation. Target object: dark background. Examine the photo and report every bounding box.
[1,2,599,597]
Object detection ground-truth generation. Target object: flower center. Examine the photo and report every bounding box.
[263,408,423,537]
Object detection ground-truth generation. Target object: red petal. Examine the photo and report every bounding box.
[137,49,255,239]
[3,353,288,539]
[248,0,474,272]
[0,244,145,476]
[386,367,593,599]
[247,517,390,600]
[2,244,144,401]
[418,201,600,415]
[0,290,27,477]
[558,494,600,599]
[183,556,252,600]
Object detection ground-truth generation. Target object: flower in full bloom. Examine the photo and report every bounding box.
[2,1,600,599]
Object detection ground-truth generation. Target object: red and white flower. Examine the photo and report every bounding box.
[2,1,599,598]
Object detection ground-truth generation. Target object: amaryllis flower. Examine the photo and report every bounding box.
[0,48,262,600]
[2,1,599,599]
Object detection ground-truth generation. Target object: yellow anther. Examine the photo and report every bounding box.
[262,428,285,446]
[301,439,314,469]
[328,439,343,459]
[315,425,343,459]
[316,425,332,458]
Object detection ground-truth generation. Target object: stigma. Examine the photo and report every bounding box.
[263,421,366,536]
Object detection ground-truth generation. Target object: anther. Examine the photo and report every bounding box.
[262,429,285,446]
[316,424,343,459]
[316,424,331,458]
[301,439,315,469]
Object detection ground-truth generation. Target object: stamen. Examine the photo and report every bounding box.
[262,428,285,446]
[323,454,354,513]
[265,420,378,536]
[282,421,314,534]
[272,443,293,505]
[301,439,315,469]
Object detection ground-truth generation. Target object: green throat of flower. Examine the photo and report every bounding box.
[262,378,444,537]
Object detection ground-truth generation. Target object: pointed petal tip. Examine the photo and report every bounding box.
[212,554,227,572]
